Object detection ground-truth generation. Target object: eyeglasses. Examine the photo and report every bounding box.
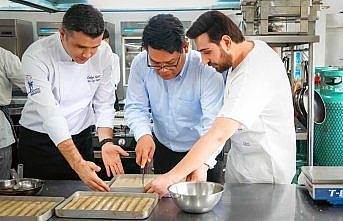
[147,53,181,70]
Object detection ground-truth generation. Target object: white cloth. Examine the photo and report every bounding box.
[112,53,120,90]
[0,47,26,148]
[19,33,116,146]
[219,40,296,184]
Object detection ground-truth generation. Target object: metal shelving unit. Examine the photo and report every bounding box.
[246,35,320,165]
[245,35,319,47]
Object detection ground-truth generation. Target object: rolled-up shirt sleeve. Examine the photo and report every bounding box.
[93,46,116,129]
[199,66,225,169]
[22,54,71,145]
[124,54,152,141]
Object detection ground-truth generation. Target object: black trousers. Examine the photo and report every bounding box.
[153,138,224,183]
[18,126,94,180]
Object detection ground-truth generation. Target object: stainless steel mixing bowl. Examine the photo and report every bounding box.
[168,181,224,213]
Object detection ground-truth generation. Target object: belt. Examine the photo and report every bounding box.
[0,105,17,140]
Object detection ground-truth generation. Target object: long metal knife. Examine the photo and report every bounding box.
[141,167,145,187]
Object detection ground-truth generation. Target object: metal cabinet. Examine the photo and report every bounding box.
[325,13,343,67]
[122,36,143,86]
[0,19,33,59]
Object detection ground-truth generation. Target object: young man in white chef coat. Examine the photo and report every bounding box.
[146,11,296,196]
[102,29,120,92]
[102,29,121,111]
[0,47,26,179]
[18,4,128,191]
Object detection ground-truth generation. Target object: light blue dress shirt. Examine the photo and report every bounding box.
[124,50,224,167]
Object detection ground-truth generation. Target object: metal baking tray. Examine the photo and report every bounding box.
[109,174,158,192]
[55,191,158,219]
[0,195,64,221]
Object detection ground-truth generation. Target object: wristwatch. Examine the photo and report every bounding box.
[99,138,113,147]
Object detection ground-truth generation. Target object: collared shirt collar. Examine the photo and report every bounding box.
[176,52,190,79]
[56,33,74,62]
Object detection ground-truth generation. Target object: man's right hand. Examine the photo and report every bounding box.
[57,138,109,192]
[74,159,110,192]
[135,135,155,168]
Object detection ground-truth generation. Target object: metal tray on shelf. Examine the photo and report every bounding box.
[55,191,158,220]
[109,174,159,193]
[0,195,64,221]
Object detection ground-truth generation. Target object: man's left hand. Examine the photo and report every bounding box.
[186,164,209,182]
[102,143,129,177]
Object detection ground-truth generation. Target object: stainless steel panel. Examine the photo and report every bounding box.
[55,191,158,220]
[122,36,142,86]
[0,19,33,59]
[0,37,17,55]
[245,35,319,46]
[104,21,116,51]
[325,13,343,67]
[0,195,64,221]
[0,19,16,27]
[0,26,16,37]
[326,13,343,28]
[93,150,136,159]
[36,22,61,36]
[302,166,343,184]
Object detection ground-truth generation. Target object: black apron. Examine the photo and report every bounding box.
[153,137,224,183]
[18,126,94,180]
[0,105,17,140]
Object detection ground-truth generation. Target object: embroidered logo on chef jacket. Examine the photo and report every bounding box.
[87,74,102,83]
[243,141,251,146]
[26,75,41,96]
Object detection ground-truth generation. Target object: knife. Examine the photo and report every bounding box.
[141,167,145,187]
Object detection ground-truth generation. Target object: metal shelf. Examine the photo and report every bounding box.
[296,131,307,141]
[245,35,319,47]
[295,118,307,141]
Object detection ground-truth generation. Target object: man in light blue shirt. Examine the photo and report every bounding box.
[124,14,224,181]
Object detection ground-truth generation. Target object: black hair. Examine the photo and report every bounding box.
[142,14,185,53]
[103,29,110,40]
[62,4,104,38]
[187,11,244,44]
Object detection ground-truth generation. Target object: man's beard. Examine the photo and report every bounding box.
[209,48,231,73]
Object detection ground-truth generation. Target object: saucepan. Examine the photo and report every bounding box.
[0,167,44,195]
[0,178,44,195]
[293,86,326,126]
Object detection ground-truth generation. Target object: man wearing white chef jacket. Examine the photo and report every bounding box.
[18,4,128,191]
[146,11,296,196]
[0,47,26,179]
[102,29,121,111]
[102,29,120,91]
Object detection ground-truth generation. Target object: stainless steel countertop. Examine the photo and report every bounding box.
[38,180,343,221]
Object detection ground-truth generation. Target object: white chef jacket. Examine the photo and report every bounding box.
[0,47,26,148]
[19,33,116,146]
[219,40,296,184]
[112,53,120,90]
